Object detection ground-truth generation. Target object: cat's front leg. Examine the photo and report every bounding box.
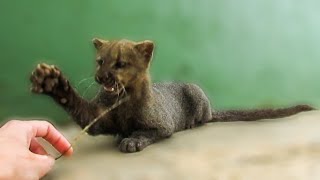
[119,129,172,153]
[30,63,99,130]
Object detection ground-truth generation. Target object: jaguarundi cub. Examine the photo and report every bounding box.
[30,38,315,153]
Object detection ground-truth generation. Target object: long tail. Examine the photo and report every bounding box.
[211,105,315,122]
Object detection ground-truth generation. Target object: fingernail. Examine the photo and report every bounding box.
[65,147,74,156]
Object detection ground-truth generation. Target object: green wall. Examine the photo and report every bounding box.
[1,0,320,124]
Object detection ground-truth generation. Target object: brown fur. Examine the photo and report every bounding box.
[30,38,315,153]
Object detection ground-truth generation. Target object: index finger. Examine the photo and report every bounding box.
[28,121,73,156]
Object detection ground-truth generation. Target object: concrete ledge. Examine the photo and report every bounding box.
[45,111,320,180]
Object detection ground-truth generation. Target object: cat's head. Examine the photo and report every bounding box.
[92,38,154,95]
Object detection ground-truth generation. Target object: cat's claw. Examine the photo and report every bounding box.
[119,138,147,153]
[30,63,70,103]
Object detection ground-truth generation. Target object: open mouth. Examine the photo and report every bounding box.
[102,79,123,94]
[103,83,116,92]
[95,75,124,94]
[103,78,117,93]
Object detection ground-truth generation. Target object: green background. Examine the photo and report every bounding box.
[1,0,319,124]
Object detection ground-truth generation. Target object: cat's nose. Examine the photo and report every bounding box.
[103,72,114,81]
[95,72,113,84]
[104,72,111,78]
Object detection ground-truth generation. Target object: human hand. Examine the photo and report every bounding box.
[0,120,73,180]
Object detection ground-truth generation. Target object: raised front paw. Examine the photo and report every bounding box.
[30,63,70,103]
[119,138,147,153]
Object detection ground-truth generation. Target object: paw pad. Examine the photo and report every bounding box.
[30,63,69,97]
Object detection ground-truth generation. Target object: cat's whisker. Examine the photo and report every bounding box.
[119,85,127,104]
[91,87,102,101]
[116,82,119,95]
[118,82,124,94]
[115,82,123,104]
[82,81,97,98]
[122,88,127,97]
[120,83,127,97]
[76,76,94,89]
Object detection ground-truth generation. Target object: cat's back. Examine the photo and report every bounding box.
[152,82,205,98]
[151,82,211,131]
[152,82,191,97]
[151,82,209,112]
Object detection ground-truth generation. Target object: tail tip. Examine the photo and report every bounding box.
[295,104,315,111]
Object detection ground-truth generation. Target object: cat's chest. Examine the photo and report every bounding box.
[112,104,141,135]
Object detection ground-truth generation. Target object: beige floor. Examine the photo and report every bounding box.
[44,111,320,180]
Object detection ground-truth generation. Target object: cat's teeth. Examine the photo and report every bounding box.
[104,86,115,92]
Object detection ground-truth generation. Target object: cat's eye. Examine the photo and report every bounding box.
[97,59,104,66]
[114,61,127,69]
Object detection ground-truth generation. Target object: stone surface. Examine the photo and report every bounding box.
[44,111,320,180]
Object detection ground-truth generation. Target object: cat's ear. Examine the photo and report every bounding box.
[92,38,108,50]
[135,40,154,63]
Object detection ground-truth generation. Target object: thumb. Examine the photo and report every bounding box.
[31,154,55,178]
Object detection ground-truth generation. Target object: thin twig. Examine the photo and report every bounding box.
[55,95,130,160]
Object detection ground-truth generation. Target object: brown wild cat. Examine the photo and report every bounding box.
[30,38,314,153]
